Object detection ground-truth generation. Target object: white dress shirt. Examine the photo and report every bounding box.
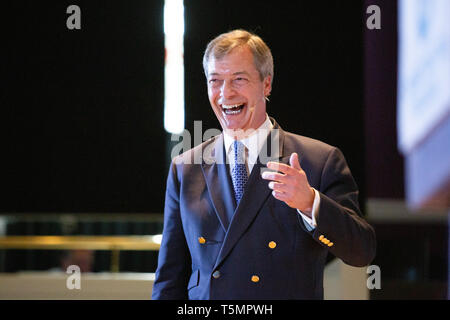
[223,115,320,230]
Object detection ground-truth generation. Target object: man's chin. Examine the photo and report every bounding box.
[221,118,242,130]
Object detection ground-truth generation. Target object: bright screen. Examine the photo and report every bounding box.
[398,0,450,154]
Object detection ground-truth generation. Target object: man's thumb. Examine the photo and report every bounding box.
[289,152,301,170]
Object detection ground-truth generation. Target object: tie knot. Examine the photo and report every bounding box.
[233,140,246,165]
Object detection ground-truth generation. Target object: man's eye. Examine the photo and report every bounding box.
[209,79,220,84]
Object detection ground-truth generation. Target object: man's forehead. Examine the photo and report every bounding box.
[207,58,256,77]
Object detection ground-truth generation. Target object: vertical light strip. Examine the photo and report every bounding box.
[164,0,185,134]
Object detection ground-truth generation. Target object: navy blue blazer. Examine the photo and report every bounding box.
[152,118,376,300]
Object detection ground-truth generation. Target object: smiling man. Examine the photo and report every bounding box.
[152,29,376,300]
[206,44,271,134]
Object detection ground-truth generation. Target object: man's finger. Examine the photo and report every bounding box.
[261,171,288,183]
[268,181,289,193]
[266,161,298,175]
[289,153,302,171]
[272,190,289,202]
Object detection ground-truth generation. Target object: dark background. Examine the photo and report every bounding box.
[2,1,165,213]
[1,0,375,214]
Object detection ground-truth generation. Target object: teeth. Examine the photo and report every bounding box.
[222,104,243,109]
[225,109,242,114]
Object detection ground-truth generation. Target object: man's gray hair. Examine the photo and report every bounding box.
[202,29,274,84]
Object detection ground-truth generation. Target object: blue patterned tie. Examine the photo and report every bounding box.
[231,140,248,204]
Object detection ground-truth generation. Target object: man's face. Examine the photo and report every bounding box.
[206,45,271,135]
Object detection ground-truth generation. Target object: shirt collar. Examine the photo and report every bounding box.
[223,114,273,158]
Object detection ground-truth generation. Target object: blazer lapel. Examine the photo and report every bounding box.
[213,120,288,269]
[201,135,237,232]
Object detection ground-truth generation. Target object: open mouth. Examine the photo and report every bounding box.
[221,103,245,115]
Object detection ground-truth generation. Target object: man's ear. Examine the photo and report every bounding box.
[263,75,272,97]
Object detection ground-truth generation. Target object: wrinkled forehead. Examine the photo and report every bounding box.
[206,46,258,77]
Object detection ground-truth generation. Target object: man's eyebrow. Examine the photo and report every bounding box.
[208,71,250,76]
[233,71,250,76]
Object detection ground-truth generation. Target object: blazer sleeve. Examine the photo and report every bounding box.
[311,147,376,267]
[152,161,191,300]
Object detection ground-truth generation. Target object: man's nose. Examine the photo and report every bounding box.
[219,80,236,101]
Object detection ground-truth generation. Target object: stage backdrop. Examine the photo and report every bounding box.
[2,0,365,214]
